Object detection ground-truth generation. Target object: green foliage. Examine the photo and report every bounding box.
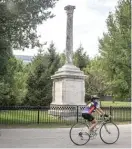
[25,43,60,106]
[73,44,89,70]
[0,56,16,106]
[84,57,109,99]
[0,81,16,106]
[0,57,28,106]
[59,52,66,67]
[98,0,131,99]
[0,39,12,76]
[11,59,29,104]
[0,0,58,106]
[0,0,58,49]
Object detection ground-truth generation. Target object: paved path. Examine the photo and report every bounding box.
[0,124,131,148]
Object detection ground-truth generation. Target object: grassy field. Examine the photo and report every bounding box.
[101,101,131,107]
[0,110,77,125]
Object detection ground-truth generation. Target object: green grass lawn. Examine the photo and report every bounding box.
[0,110,74,125]
[101,101,131,107]
[93,108,131,122]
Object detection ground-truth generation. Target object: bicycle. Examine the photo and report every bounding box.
[69,115,120,146]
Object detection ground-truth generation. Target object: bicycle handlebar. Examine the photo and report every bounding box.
[101,115,112,121]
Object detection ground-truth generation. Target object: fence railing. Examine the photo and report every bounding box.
[0,106,131,125]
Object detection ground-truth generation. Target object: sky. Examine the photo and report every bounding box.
[13,0,119,58]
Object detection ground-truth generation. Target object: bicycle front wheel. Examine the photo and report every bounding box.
[100,122,120,144]
[69,122,90,146]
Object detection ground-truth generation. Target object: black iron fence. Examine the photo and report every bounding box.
[0,106,131,125]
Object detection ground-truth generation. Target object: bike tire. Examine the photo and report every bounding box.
[69,122,90,146]
[100,122,120,144]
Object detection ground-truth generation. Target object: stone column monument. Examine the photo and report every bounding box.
[49,5,86,117]
[65,5,75,64]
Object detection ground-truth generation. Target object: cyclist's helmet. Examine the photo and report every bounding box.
[91,95,100,102]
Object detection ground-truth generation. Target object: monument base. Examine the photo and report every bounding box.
[51,64,86,105]
[48,104,85,121]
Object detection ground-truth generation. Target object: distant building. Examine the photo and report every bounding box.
[15,55,33,63]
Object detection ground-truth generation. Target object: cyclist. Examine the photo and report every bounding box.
[82,95,109,134]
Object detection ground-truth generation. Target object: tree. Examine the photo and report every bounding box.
[84,57,110,100]
[0,0,59,105]
[0,0,58,50]
[0,57,28,106]
[73,44,89,70]
[0,0,58,77]
[0,39,12,76]
[59,51,66,67]
[98,0,131,99]
[25,42,60,106]
[12,59,29,105]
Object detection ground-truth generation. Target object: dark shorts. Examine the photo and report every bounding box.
[82,113,94,121]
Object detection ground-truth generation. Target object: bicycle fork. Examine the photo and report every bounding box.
[104,124,111,134]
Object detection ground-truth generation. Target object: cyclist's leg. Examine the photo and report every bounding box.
[82,113,96,132]
[87,115,97,132]
[89,119,97,131]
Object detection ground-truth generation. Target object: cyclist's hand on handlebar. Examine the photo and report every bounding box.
[104,114,109,117]
[100,114,109,117]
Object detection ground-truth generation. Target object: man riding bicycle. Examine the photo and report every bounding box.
[82,95,109,134]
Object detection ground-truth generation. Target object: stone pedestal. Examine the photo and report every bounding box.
[48,64,86,117]
[51,64,85,105]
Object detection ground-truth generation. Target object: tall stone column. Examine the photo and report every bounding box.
[64,5,75,64]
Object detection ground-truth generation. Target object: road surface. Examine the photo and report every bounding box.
[0,124,131,148]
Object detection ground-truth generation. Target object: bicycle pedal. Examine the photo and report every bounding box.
[89,132,97,138]
[89,133,94,137]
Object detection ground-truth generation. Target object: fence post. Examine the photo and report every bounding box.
[77,106,79,123]
[109,106,112,122]
[37,106,40,124]
[100,100,102,108]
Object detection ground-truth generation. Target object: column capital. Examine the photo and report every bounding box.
[64,5,76,14]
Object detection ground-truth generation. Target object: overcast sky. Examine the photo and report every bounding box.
[13,0,119,58]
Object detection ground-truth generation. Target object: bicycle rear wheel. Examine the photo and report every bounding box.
[100,122,120,144]
[69,122,90,146]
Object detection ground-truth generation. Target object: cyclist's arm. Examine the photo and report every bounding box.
[96,108,105,115]
[95,101,106,115]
